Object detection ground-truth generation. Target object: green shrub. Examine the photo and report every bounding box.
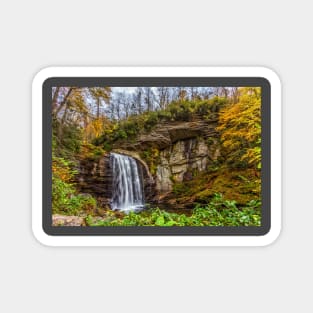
[102,142,112,151]
[86,194,261,227]
[53,119,83,157]
[140,148,160,175]
[144,111,159,131]
[52,177,97,216]
[156,110,172,121]
[52,156,97,215]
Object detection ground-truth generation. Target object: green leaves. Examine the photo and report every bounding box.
[155,216,165,226]
[86,194,261,227]
[52,155,97,215]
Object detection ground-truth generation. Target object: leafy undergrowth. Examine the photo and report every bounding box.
[52,156,97,216]
[86,194,261,227]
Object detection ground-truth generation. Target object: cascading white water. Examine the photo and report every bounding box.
[110,153,145,212]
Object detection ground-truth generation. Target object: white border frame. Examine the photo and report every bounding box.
[32,67,281,246]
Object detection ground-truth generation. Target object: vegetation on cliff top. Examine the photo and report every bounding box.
[93,96,226,147]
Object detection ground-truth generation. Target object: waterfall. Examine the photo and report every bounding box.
[110,153,145,212]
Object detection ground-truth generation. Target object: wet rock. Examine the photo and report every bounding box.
[74,153,112,207]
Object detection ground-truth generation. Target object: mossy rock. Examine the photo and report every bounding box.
[170,167,260,206]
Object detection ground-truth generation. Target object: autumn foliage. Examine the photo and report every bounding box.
[51,86,262,224]
[217,87,261,169]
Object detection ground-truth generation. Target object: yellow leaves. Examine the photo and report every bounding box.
[52,158,73,183]
[84,116,113,141]
[217,87,261,168]
[217,103,241,127]
[89,87,111,103]
[68,88,89,115]
[91,119,103,137]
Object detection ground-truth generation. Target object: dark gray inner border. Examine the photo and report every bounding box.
[42,77,270,236]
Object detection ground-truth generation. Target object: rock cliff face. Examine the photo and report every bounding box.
[75,117,221,211]
[114,118,217,151]
[115,117,221,206]
[75,151,155,207]
[155,137,220,193]
[75,154,113,207]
